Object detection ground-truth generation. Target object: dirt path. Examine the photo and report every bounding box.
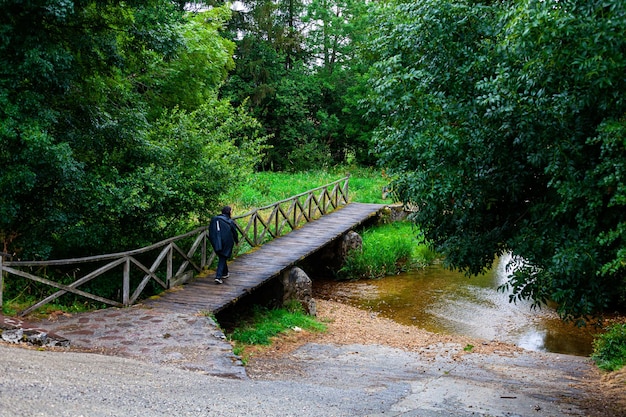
[242,299,626,417]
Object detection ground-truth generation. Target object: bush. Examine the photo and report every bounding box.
[592,323,626,371]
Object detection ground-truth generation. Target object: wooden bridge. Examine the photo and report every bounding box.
[1,177,387,316]
[144,202,385,314]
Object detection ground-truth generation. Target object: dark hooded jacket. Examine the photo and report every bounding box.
[208,214,239,258]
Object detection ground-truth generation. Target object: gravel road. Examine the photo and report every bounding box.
[0,343,407,417]
[0,299,623,417]
[0,339,606,417]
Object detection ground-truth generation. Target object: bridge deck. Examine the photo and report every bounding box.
[144,203,386,314]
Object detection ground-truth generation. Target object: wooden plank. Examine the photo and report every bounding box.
[5,228,207,267]
[4,266,124,316]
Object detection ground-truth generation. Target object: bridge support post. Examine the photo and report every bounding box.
[167,244,173,288]
[340,231,363,261]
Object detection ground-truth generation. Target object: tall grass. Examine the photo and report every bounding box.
[337,222,437,280]
[224,166,394,213]
[224,168,435,279]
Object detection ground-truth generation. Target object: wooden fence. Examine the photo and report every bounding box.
[0,176,349,316]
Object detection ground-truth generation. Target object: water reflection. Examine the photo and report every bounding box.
[315,254,598,356]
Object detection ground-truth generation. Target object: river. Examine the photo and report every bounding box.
[314,253,598,356]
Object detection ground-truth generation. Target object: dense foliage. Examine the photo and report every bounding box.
[221,0,377,170]
[366,0,626,320]
[1,1,266,258]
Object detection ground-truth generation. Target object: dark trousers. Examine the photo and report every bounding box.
[216,254,229,278]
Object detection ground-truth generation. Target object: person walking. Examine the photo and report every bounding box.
[208,206,239,284]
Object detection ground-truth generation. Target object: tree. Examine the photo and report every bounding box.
[222,0,377,170]
[0,1,266,259]
[304,0,378,165]
[366,0,626,320]
[139,7,237,117]
[221,0,305,170]
[229,0,307,70]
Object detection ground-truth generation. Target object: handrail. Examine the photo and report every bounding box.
[235,176,349,218]
[231,175,349,247]
[5,227,206,267]
[0,175,350,316]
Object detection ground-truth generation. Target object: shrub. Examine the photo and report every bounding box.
[592,323,626,371]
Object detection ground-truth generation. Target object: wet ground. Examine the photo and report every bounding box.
[255,342,597,416]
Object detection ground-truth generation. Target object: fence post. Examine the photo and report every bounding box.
[0,255,3,310]
[123,257,130,306]
[201,230,207,269]
[167,244,173,288]
[253,213,259,245]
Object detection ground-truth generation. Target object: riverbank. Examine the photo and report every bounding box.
[242,298,626,416]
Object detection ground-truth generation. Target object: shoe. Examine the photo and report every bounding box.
[214,278,223,284]
[222,274,230,279]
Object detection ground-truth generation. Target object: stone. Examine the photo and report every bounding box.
[282,267,317,316]
[379,204,410,222]
[1,328,23,344]
[389,204,411,221]
[340,230,363,261]
[23,330,48,346]
[47,338,70,348]
[0,319,70,347]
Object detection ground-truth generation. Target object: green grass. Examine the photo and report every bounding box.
[2,297,100,318]
[337,222,437,280]
[592,323,626,371]
[224,165,398,258]
[228,303,327,346]
[225,166,394,213]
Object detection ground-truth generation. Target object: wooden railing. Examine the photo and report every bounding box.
[232,175,349,247]
[0,176,349,316]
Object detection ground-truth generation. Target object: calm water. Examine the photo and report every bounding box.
[315,254,598,356]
